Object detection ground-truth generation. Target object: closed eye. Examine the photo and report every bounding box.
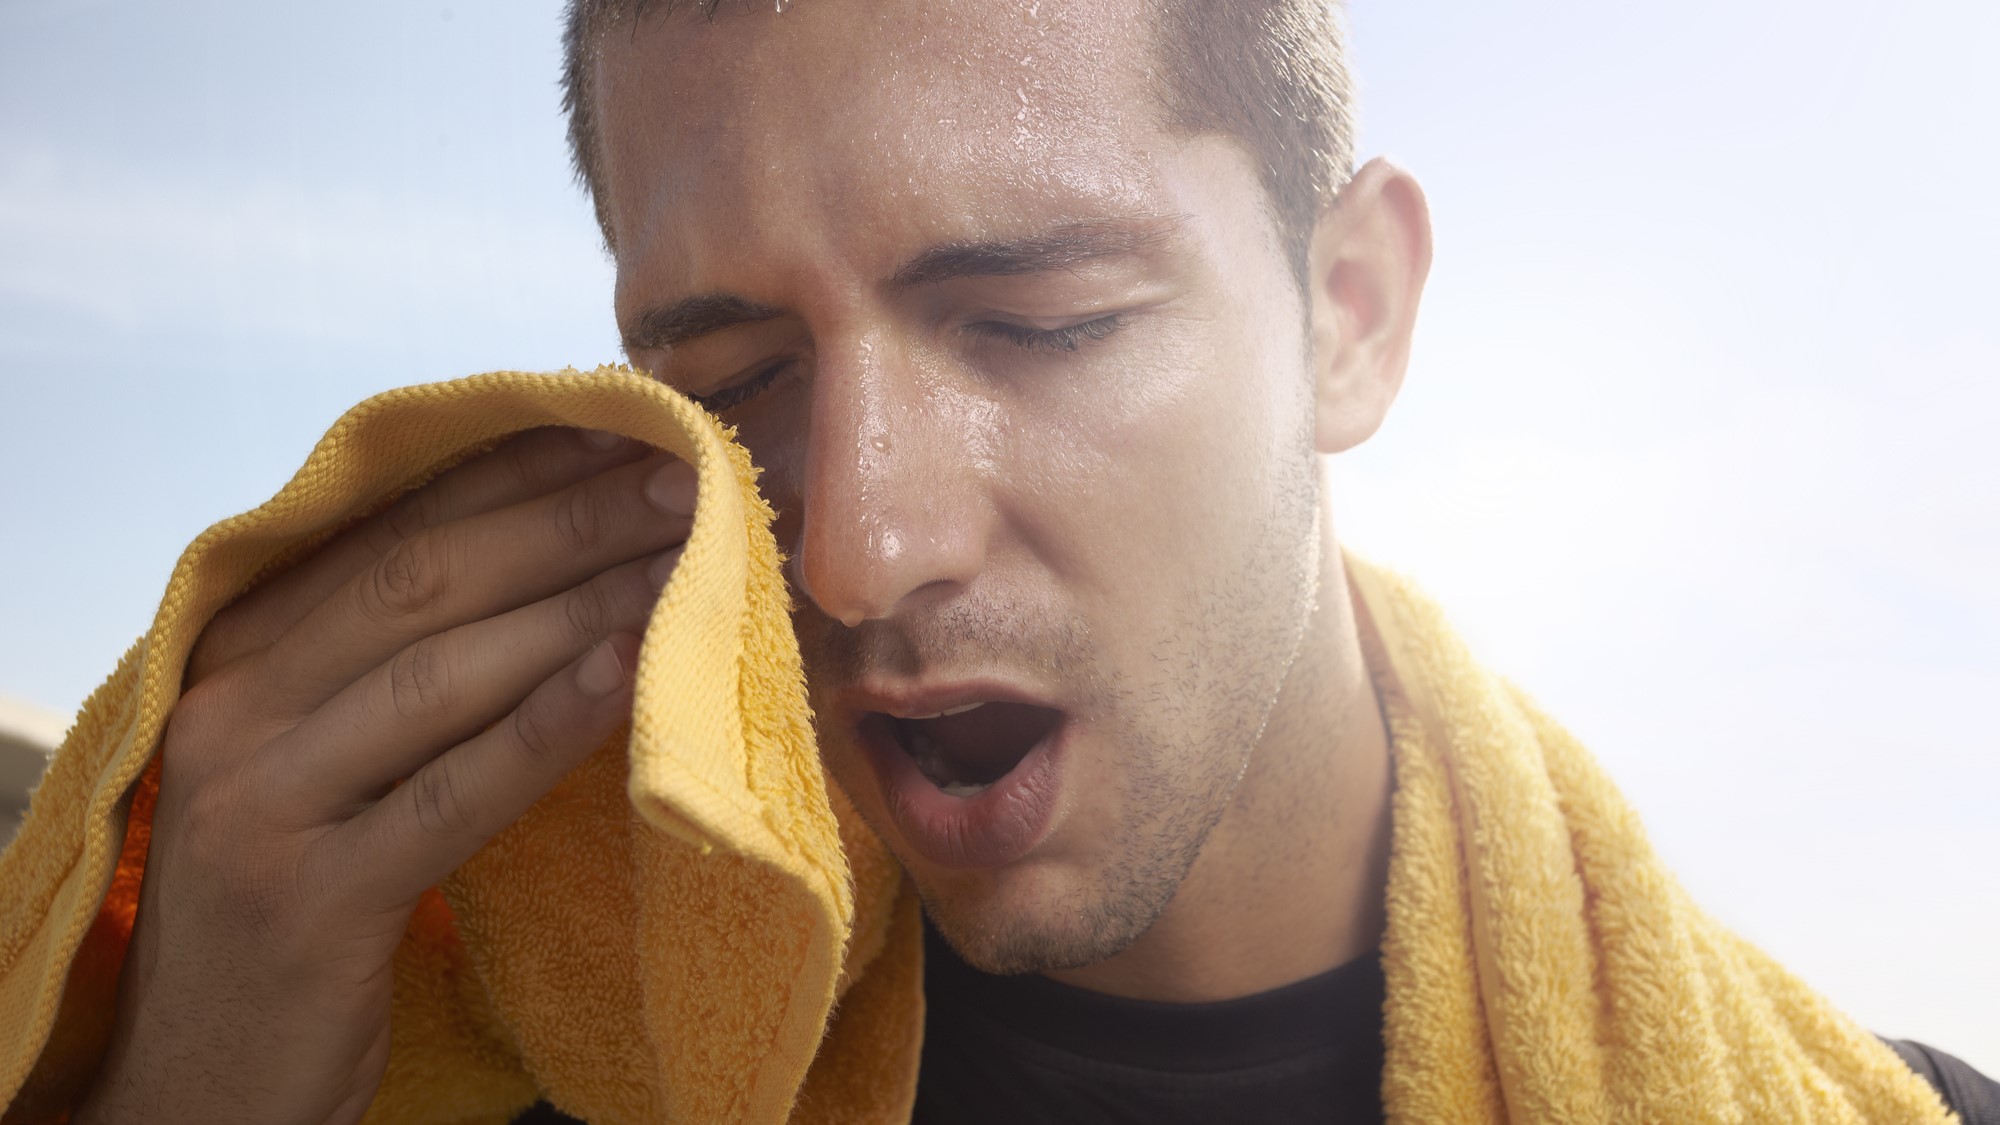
[967,314,1125,353]
[686,314,1126,413]
[688,359,789,413]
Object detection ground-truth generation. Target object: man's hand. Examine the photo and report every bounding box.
[75,427,696,1125]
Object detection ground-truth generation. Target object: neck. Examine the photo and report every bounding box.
[1041,507,1394,1002]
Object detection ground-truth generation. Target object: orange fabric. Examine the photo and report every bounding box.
[0,371,914,1125]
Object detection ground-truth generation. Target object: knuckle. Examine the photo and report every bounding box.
[164,677,228,756]
[409,761,473,839]
[364,536,451,622]
[187,614,252,685]
[510,694,570,765]
[550,483,607,554]
[362,506,418,564]
[381,485,445,545]
[386,636,453,720]
[500,437,545,494]
[562,579,612,641]
[177,769,245,861]
[162,671,255,773]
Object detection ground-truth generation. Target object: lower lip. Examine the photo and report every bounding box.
[857,715,1067,871]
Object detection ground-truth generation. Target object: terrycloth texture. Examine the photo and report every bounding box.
[0,370,919,1125]
[0,366,1955,1125]
[1348,563,1957,1125]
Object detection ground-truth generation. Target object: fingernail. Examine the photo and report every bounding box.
[579,428,625,450]
[576,639,628,696]
[648,546,684,589]
[645,459,698,516]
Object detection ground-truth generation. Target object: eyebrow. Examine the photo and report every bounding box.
[888,215,1184,288]
[621,214,1183,353]
[621,293,785,354]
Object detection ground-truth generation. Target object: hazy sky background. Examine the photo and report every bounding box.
[2,0,1995,1073]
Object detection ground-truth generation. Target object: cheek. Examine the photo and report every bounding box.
[729,309,1311,639]
[1004,315,1309,610]
[726,392,814,549]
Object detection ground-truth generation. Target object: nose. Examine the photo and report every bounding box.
[792,335,989,626]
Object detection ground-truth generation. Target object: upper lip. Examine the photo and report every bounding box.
[837,679,1064,723]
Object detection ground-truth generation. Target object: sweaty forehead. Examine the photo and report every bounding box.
[593,0,1171,297]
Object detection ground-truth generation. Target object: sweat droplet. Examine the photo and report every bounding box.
[774,0,792,10]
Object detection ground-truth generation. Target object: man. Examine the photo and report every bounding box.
[70,1,1994,1122]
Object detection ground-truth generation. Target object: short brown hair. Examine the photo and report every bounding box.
[560,0,1355,278]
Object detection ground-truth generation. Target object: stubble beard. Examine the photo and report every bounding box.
[911,443,1324,977]
[795,379,1325,976]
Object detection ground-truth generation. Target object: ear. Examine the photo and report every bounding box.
[1307,158,1433,454]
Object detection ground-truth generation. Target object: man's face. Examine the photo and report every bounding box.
[597,0,1324,973]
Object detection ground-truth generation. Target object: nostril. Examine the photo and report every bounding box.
[794,470,985,627]
[789,539,871,627]
[788,543,864,626]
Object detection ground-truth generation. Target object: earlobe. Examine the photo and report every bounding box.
[1307,159,1434,455]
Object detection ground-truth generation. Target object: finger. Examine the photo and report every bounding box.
[257,545,679,817]
[244,451,696,716]
[323,632,642,909]
[191,427,646,682]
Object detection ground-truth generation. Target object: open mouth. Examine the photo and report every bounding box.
[862,701,1065,799]
[847,691,1071,869]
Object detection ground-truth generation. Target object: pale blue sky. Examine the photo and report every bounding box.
[2,0,1994,1071]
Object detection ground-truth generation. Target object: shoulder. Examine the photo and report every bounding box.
[1883,1038,2000,1125]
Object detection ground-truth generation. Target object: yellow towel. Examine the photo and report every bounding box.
[0,369,1955,1124]
[0,369,917,1125]
[1349,563,1955,1125]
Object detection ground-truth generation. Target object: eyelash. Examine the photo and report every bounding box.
[968,314,1126,353]
[690,362,786,413]
[688,314,1126,412]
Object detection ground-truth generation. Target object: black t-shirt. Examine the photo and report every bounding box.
[911,919,1386,1124]
[508,922,1998,1124]
[510,917,1386,1125]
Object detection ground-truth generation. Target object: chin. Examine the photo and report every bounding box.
[819,712,1237,976]
[904,845,1174,976]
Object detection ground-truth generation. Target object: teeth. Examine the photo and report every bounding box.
[898,701,987,721]
[938,780,992,798]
